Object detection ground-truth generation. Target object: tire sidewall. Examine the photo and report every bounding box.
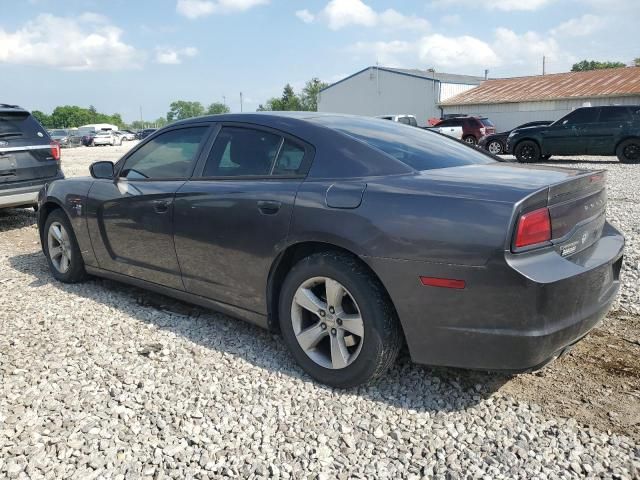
[488,140,503,155]
[43,210,85,283]
[279,254,393,387]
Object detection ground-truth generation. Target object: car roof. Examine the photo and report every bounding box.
[0,104,28,114]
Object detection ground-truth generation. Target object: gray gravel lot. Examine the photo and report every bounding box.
[0,144,638,479]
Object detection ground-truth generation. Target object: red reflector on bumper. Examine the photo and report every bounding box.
[420,276,466,289]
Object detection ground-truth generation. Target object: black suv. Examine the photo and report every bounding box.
[0,104,63,210]
[506,106,640,164]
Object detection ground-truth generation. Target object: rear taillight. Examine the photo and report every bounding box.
[480,127,486,135]
[50,141,61,161]
[514,207,551,248]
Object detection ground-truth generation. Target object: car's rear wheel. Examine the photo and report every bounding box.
[616,138,640,164]
[487,140,503,155]
[463,135,477,146]
[515,140,541,163]
[279,251,402,388]
[44,210,86,283]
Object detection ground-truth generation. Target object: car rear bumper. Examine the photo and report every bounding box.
[365,222,624,371]
[0,175,63,208]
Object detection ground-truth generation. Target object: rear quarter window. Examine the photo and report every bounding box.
[481,118,495,127]
[311,116,495,171]
[0,112,48,141]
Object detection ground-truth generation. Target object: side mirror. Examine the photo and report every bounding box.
[90,161,114,179]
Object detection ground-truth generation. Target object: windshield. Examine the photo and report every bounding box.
[311,116,494,171]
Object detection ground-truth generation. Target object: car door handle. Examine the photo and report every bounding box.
[153,200,170,214]
[257,200,281,215]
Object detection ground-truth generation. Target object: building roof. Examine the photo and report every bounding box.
[321,66,485,92]
[441,67,640,106]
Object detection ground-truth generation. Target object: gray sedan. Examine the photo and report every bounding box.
[36,113,624,387]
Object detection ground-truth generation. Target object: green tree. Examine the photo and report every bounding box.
[31,110,51,128]
[571,59,626,72]
[207,102,230,115]
[300,78,328,111]
[167,100,205,122]
[258,84,304,111]
[634,57,640,67]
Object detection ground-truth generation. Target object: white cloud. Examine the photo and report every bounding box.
[435,0,554,11]
[155,46,198,65]
[295,9,315,24]
[176,0,268,19]
[0,13,142,71]
[349,28,566,74]
[300,0,429,31]
[550,14,606,37]
[417,34,499,68]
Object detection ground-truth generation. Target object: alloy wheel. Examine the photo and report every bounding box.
[623,144,640,161]
[47,222,72,273]
[290,276,364,369]
[488,141,502,155]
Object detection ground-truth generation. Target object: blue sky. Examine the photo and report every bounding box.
[1,0,637,122]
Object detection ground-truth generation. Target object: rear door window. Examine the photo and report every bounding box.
[599,107,632,123]
[0,112,48,141]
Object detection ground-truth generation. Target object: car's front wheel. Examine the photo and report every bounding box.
[463,135,477,146]
[515,140,541,163]
[279,252,402,388]
[616,138,640,164]
[44,210,86,283]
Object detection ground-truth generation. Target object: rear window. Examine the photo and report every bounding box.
[0,111,48,140]
[311,116,494,171]
[480,118,495,127]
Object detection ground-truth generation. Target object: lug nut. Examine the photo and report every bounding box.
[331,328,337,336]
[320,323,327,330]
[337,318,343,326]
[329,307,335,314]
[319,310,326,317]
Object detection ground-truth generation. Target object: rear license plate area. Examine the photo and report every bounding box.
[0,155,17,182]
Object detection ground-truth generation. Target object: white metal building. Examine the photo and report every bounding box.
[440,67,640,131]
[317,67,484,126]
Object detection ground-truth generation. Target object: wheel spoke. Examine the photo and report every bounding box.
[325,278,344,310]
[60,253,70,272]
[340,314,364,337]
[330,330,350,369]
[49,246,63,260]
[294,288,327,316]
[296,322,327,351]
[51,225,63,243]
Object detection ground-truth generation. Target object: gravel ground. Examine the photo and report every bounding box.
[0,145,638,479]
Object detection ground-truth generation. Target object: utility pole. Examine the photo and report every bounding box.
[542,56,546,75]
[240,92,243,112]
[222,95,226,108]
[484,69,489,80]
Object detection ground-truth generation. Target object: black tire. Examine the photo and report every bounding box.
[463,135,477,146]
[515,140,541,163]
[279,251,402,388]
[616,138,640,164]
[486,140,503,155]
[43,209,87,283]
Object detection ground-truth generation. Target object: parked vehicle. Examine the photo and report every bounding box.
[0,104,63,210]
[434,116,496,145]
[77,123,119,134]
[37,113,623,387]
[422,124,463,140]
[117,130,136,141]
[479,121,552,155]
[507,106,640,164]
[81,131,97,147]
[376,115,418,127]
[136,128,157,140]
[93,130,122,146]
[48,129,82,148]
